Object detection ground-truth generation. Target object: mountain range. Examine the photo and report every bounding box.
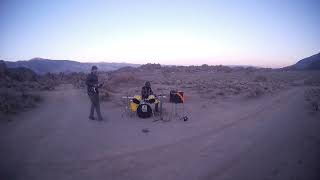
[3,58,140,74]
[2,53,320,74]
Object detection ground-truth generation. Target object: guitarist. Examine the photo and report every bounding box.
[86,66,103,121]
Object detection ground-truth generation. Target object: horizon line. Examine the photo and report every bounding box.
[2,57,287,69]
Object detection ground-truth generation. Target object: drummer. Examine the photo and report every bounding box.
[141,81,159,112]
[141,81,153,99]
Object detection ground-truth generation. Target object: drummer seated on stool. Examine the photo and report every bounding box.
[141,81,159,112]
[141,81,153,99]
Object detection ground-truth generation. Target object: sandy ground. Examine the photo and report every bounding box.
[1,84,320,180]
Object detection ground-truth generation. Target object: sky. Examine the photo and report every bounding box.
[0,0,319,68]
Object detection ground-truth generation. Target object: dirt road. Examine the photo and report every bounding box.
[1,84,319,180]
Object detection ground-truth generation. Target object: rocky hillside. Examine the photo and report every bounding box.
[286,53,320,70]
[4,58,140,74]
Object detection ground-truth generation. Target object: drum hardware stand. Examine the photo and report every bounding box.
[153,94,168,122]
[121,95,134,119]
[170,102,186,121]
[169,87,188,121]
[170,82,186,121]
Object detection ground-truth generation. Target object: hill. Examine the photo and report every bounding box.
[286,53,320,70]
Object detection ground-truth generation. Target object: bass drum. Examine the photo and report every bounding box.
[137,103,153,118]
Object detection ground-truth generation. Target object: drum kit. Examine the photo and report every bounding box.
[122,94,166,121]
[122,90,188,122]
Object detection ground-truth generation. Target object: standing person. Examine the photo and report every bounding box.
[86,66,103,121]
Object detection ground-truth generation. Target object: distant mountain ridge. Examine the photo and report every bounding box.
[3,58,140,74]
[286,53,320,70]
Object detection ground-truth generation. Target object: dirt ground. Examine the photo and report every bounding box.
[1,82,320,180]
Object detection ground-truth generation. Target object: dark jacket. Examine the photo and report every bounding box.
[86,73,99,95]
[141,86,153,99]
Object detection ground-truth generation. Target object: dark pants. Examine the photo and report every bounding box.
[89,93,102,119]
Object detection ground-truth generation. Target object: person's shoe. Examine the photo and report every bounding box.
[97,117,104,121]
[89,116,96,120]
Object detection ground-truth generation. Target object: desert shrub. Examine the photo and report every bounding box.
[7,67,38,82]
[311,101,319,112]
[140,63,162,70]
[0,65,52,119]
[102,84,115,93]
[244,67,257,73]
[60,72,86,88]
[304,77,320,86]
[216,91,225,96]
[0,89,42,115]
[100,72,143,95]
[162,71,172,79]
[116,66,137,73]
[254,75,268,82]
[214,65,232,73]
[305,88,320,112]
[246,86,264,98]
[0,60,7,78]
[40,84,55,91]
[109,72,136,86]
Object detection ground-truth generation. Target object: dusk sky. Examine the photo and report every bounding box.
[1,0,319,67]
